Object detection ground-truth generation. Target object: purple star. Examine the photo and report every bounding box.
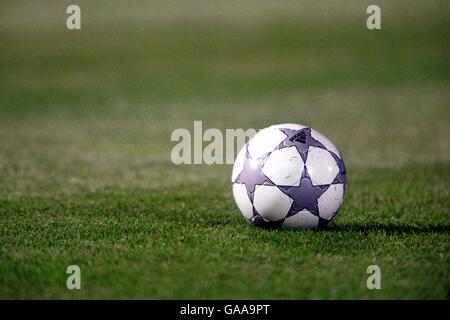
[277,128,325,162]
[331,153,347,186]
[279,167,326,217]
[235,152,274,202]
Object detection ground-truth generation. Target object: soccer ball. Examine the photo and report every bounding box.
[231,123,346,230]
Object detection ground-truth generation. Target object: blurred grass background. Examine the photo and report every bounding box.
[0,0,449,299]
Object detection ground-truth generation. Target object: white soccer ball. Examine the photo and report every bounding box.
[231,123,346,230]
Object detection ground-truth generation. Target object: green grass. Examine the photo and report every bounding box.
[0,0,449,299]
[1,163,449,299]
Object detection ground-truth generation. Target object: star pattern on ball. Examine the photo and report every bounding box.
[235,151,273,202]
[331,153,346,185]
[277,128,325,162]
[232,125,347,230]
[279,167,327,217]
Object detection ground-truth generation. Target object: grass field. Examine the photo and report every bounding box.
[0,0,449,299]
